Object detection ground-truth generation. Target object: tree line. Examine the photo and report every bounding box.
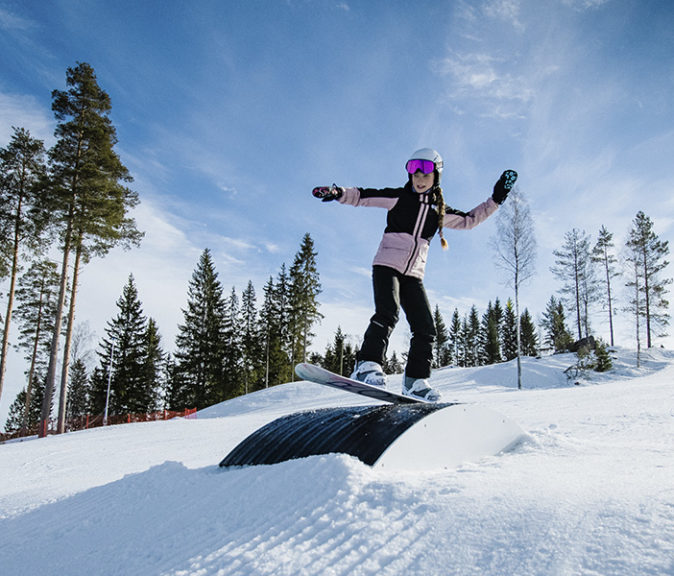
[0,62,141,436]
[3,236,322,434]
[548,217,670,365]
[2,63,671,435]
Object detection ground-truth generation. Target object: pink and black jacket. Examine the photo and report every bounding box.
[339,182,498,280]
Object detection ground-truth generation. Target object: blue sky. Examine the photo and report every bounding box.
[1,0,674,420]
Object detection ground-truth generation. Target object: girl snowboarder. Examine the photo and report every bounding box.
[313,148,517,401]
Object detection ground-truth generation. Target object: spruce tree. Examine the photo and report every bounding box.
[501,299,518,361]
[222,287,242,400]
[66,358,89,424]
[241,280,263,393]
[480,300,503,365]
[322,326,356,376]
[448,309,462,366]
[91,275,156,416]
[260,276,286,388]
[288,234,322,370]
[463,306,480,367]
[4,377,45,434]
[274,264,293,384]
[625,211,671,347]
[387,351,404,374]
[432,305,449,368]
[171,249,226,409]
[541,296,573,353]
[520,308,538,357]
[141,318,164,412]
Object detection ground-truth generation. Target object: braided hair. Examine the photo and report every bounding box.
[433,185,449,250]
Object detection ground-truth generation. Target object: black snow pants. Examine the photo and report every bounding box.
[357,265,436,379]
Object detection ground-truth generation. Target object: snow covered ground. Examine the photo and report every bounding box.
[1,348,673,576]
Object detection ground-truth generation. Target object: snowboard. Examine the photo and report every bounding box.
[295,362,428,404]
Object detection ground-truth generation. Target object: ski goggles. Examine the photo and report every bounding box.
[405,159,436,175]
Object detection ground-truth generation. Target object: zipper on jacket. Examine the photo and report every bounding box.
[403,194,431,275]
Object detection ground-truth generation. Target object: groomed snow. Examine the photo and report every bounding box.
[1,348,673,575]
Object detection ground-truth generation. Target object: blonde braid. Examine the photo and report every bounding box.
[435,186,449,250]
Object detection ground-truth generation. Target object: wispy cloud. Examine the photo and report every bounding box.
[0,92,54,144]
[434,51,533,119]
[0,7,34,31]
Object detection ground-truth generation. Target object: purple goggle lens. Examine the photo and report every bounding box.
[405,159,435,175]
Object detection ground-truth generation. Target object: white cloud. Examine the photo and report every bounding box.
[434,52,533,119]
[0,92,54,145]
[483,0,525,32]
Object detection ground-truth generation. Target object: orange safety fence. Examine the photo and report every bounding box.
[0,407,198,442]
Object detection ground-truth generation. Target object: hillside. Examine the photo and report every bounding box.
[1,349,673,575]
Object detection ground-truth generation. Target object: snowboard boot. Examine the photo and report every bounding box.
[402,374,441,402]
[351,361,387,387]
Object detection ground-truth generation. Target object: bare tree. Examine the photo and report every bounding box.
[492,187,536,389]
[624,211,671,348]
[551,228,596,340]
[591,226,620,346]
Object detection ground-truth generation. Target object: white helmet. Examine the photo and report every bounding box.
[406,148,444,183]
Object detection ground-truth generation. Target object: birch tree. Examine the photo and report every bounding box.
[492,188,536,389]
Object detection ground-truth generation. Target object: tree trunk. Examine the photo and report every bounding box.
[0,196,23,403]
[22,279,46,431]
[39,208,73,437]
[57,241,82,433]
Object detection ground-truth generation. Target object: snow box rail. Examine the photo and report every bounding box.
[219,403,526,471]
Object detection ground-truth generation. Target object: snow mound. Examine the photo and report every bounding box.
[1,349,673,576]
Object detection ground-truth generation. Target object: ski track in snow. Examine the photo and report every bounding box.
[1,349,673,576]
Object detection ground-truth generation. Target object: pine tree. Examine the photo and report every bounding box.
[0,127,48,405]
[551,228,596,340]
[13,259,60,429]
[592,226,620,346]
[42,62,143,436]
[288,234,322,371]
[170,249,225,409]
[625,211,671,347]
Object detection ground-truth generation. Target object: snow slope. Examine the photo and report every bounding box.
[1,349,673,576]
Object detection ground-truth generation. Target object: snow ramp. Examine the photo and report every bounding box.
[219,403,525,471]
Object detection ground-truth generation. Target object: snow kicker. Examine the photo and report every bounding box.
[219,403,526,471]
